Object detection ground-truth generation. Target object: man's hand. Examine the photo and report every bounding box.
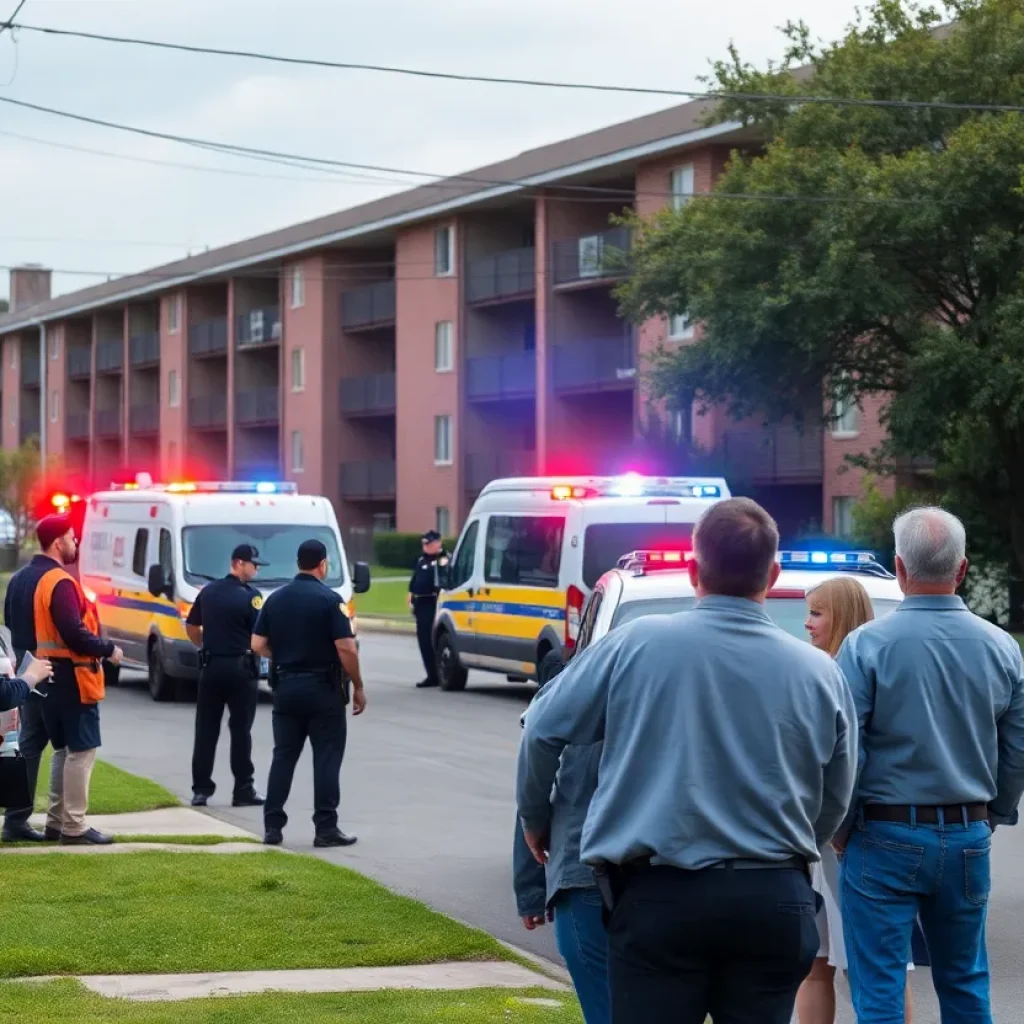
[109,646,124,666]
[523,828,549,865]
[831,829,850,856]
[521,908,553,931]
[352,685,367,716]
[22,658,52,688]
[407,593,414,611]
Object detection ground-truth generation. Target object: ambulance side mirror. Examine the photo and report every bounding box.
[352,561,371,595]
[147,564,172,600]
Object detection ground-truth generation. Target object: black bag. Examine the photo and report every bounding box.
[0,753,32,810]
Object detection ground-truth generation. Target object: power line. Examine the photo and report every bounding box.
[0,2,27,36]
[12,19,1024,115]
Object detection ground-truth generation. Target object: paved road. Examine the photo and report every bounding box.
[97,635,1024,1022]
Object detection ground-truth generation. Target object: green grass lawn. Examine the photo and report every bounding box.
[34,749,179,816]
[355,578,411,619]
[2,834,257,848]
[0,851,509,978]
[0,980,582,1023]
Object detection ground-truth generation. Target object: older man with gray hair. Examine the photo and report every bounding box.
[836,506,1024,1023]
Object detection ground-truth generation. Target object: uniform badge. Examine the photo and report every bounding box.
[339,602,349,617]
[251,595,264,610]
[439,557,449,567]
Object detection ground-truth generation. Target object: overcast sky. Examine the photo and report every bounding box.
[0,0,864,300]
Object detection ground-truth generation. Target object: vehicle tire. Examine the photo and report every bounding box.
[147,640,176,702]
[537,649,565,686]
[435,631,468,692]
[103,660,120,688]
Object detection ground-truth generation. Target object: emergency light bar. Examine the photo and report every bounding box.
[777,549,894,578]
[548,474,727,502]
[109,478,298,496]
[617,549,694,572]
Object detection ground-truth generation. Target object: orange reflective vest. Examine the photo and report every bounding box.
[33,567,105,705]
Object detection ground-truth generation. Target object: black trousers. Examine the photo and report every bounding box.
[3,692,49,828]
[264,674,346,834]
[191,659,259,798]
[607,863,818,1024]
[413,598,438,682]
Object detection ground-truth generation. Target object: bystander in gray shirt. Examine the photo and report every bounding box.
[836,595,1024,825]
[517,596,857,871]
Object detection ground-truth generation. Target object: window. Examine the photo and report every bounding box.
[291,429,304,473]
[434,225,455,276]
[434,414,453,465]
[167,295,180,334]
[159,528,174,583]
[434,321,453,372]
[168,369,180,408]
[669,313,694,340]
[833,496,855,538]
[49,391,59,423]
[576,589,605,653]
[131,528,150,578]
[48,334,59,361]
[8,345,15,370]
[484,515,564,589]
[832,393,860,435]
[449,520,479,590]
[436,506,451,537]
[372,512,395,533]
[291,347,305,392]
[671,164,695,211]
[671,408,686,443]
[290,265,305,308]
[582,522,694,588]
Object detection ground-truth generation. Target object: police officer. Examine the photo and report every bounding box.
[252,539,367,848]
[408,530,449,689]
[185,544,267,809]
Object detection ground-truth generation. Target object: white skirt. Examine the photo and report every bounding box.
[811,845,914,972]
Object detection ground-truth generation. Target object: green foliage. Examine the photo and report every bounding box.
[0,438,51,548]
[851,474,934,566]
[618,0,1024,575]
[373,533,459,569]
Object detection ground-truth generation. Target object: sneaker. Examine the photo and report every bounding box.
[60,828,114,846]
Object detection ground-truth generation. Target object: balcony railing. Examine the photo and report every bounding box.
[466,247,535,304]
[67,347,92,380]
[19,414,40,443]
[338,373,396,416]
[552,334,635,393]
[553,226,631,286]
[466,352,536,401]
[189,317,228,358]
[95,409,122,438]
[189,394,228,430]
[235,459,282,481]
[129,331,160,368]
[339,460,397,500]
[721,426,824,484]
[66,412,90,441]
[236,306,282,349]
[341,281,396,331]
[129,405,159,435]
[235,388,280,426]
[21,357,41,388]
[465,450,536,492]
[96,340,124,374]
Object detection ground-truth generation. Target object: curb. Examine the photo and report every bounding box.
[357,616,416,635]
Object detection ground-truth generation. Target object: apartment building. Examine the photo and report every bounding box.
[0,96,879,542]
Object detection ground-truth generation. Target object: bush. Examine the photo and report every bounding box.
[372,532,460,569]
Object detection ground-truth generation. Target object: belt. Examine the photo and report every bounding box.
[206,653,250,660]
[863,803,988,824]
[624,854,806,873]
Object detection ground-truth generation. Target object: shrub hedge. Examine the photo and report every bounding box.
[373,532,460,569]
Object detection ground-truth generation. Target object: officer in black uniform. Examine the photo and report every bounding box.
[408,530,449,689]
[185,544,267,809]
[252,539,367,848]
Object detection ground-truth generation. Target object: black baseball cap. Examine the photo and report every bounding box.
[297,539,329,571]
[421,530,442,543]
[231,544,268,567]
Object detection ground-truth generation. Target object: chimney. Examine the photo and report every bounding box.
[9,264,52,313]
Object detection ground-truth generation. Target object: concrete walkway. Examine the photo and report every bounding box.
[27,806,252,837]
[2,841,267,855]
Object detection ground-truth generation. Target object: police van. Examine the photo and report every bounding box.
[79,478,370,702]
[431,473,730,691]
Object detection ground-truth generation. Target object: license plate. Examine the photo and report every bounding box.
[260,658,269,676]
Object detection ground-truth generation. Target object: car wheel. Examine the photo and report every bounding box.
[147,640,175,702]
[435,631,468,692]
[537,649,565,686]
[103,660,120,688]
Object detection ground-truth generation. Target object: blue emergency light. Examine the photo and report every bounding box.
[777,549,893,578]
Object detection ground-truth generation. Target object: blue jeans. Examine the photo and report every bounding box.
[841,818,992,1023]
[553,887,609,1024]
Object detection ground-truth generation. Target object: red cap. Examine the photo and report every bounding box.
[37,514,73,551]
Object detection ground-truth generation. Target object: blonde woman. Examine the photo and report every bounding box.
[798,577,920,1023]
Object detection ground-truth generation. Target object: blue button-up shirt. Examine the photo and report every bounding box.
[836,595,1024,825]
[517,596,857,871]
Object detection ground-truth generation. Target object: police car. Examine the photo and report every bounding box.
[570,547,903,658]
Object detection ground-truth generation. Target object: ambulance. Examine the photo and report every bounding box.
[78,477,370,702]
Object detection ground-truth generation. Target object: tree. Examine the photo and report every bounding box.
[0,439,51,549]
[618,0,1024,575]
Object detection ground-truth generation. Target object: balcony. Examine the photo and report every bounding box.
[189,317,228,358]
[466,352,536,402]
[339,460,396,500]
[235,459,281,481]
[129,405,159,435]
[721,426,824,485]
[189,395,228,430]
[341,281,396,331]
[465,450,535,492]
[466,247,535,305]
[129,331,160,368]
[552,333,635,394]
[67,347,92,381]
[95,409,122,438]
[66,412,90,441]
[96,340,124,375]
[553,226,631,287]
[338,373,396,417]
[21,357,41,389]
[235,388,280,427]
[236,306,281,349]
